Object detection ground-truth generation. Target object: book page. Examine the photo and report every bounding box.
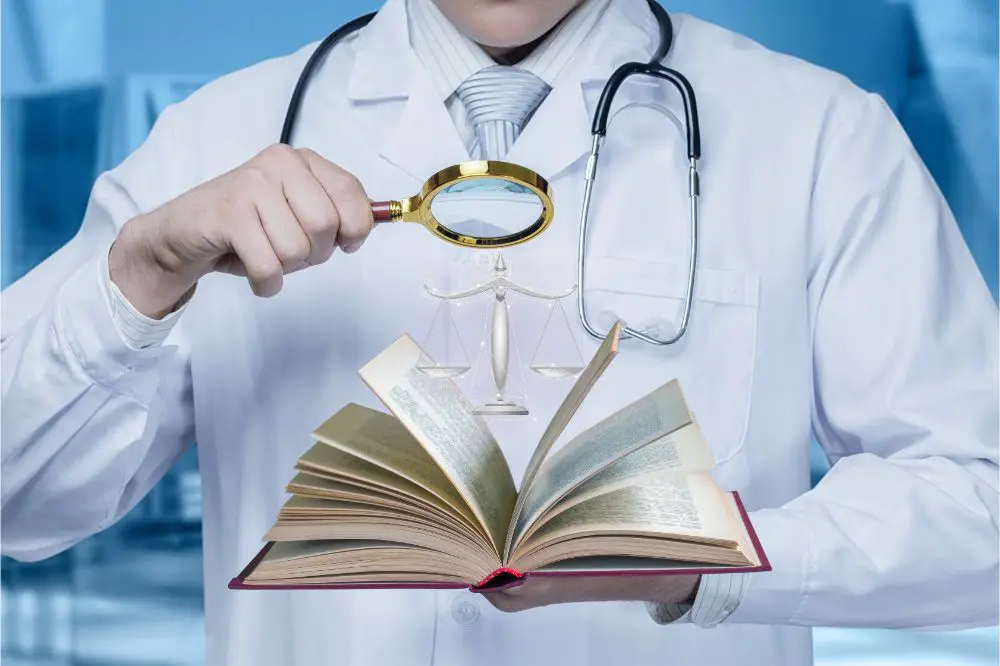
[522,473,738,550]
[281,494,447,525]
[540,421,715,522]
[261,539,414,564]
[298,441,452,513]
[313,403,477,528]
[248,540,486,586]
[502,321,622,560]
[288,471,452,518]
[359,335,516,553]
[509,380,695,552]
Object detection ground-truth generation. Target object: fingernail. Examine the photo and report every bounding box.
[343,242,363,253]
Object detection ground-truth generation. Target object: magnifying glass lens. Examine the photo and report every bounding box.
[370,161,553,248]
[429,177,544,239]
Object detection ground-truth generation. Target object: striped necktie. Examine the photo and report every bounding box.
[455,65,552,160]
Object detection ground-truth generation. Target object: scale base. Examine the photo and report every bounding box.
[474,400,529,416]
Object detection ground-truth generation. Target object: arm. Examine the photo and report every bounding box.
[1,106,196,561]
[725,91,998,629]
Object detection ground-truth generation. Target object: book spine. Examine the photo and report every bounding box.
[473,567,525,589]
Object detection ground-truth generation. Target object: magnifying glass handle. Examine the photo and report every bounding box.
[370,201,400,223]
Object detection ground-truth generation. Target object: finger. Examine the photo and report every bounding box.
[278,157,341,266]
[254,183,312,273]
[483,591,533,613]
[224,202,284,297]
[298,149,374,253]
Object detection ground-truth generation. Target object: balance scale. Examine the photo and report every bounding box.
[420,253,585,416]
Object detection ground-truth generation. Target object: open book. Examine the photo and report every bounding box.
[231,322,770,591]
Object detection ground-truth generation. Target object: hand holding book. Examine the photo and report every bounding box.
[231,321,770,593]
[483,570,701,612]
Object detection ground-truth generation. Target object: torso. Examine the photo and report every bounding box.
[162,10,860,665]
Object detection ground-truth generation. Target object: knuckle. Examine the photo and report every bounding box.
[301,206,340,234]
[331,171,365,199]
[296,147,321,161]
[215,191,251,224]
[235,166,269,192]
[260,143,296,163]
[251,255,283,281]
[337,225,366,247]
[278,238,311,265]
[314,243,337,264]
[336,209,372,242]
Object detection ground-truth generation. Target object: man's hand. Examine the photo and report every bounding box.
[109,144,374,319]
[482,574,701,613]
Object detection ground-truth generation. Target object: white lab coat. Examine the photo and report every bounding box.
[2,1,997,665]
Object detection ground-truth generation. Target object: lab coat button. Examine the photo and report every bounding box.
[642,317,675,340]
[595,309,620,330]
[450,597,481,625]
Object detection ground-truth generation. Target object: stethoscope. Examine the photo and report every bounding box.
[279,0,701,347]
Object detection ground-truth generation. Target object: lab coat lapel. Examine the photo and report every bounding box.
[503,77,593,181]
[378,64,472,182]
[503,0,661,181]
[345,0,664,183]
[346,0,469,182]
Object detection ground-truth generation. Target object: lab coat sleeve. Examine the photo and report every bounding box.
[727,91,999,629]
[1,104,197,562]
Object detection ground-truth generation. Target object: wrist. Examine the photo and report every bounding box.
[681,575,701,604]
[652,574,700,606]
[644,575,701,626]
[109,215,196,319]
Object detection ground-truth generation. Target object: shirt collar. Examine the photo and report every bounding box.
[407,0,612,101]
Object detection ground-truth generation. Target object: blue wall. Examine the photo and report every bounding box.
[104,0,379,78]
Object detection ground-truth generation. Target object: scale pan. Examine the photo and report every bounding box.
[417,364,471,379]
[530,365,585,379]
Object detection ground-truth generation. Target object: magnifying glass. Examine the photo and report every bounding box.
[370,161,554,249]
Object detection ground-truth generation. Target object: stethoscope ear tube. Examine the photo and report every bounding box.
[647,0,673,63]
[590,62,701,160]
[280,12,377,145]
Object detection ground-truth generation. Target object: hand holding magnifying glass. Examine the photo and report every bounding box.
[108,147,553,320]
[369,161,554,249]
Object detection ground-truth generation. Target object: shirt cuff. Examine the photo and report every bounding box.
[645,508,812,628]
[56,248,180,389]
[100,244,189,350]
[645,573,749,628]
[688,572,749,627]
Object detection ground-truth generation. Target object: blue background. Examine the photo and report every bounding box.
[1,1,997,664]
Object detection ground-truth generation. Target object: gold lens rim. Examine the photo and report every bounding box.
[401,161,554,249]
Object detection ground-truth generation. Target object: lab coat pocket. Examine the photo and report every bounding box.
[583,257,760,490]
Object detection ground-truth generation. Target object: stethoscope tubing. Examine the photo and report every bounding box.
[279,0,701,347]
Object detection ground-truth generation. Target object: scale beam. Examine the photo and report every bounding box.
[421,252,583,417]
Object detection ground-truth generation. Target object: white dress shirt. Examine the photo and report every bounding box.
[407,0,611,156]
